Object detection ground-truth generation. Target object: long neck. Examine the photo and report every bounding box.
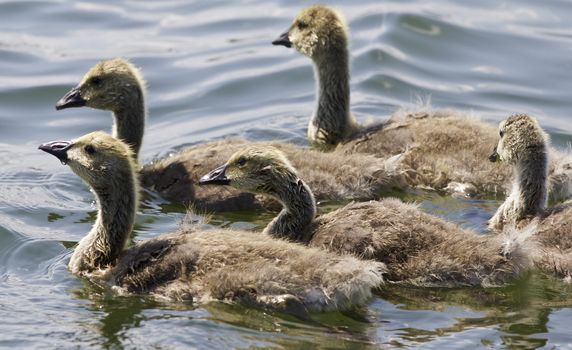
[112,89,145,157]
[309,43,356,148]
[513,148,548,217]
[263,175,317,243]
[69,171,137,274]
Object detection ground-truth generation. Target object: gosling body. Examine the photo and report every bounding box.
[273,5,572,200]
[40,132,384,315]
[141,138,390,210]
[200,146,531,287]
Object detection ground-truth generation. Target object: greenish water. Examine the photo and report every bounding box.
[1,0,572,348]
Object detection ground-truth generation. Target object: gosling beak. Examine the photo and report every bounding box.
[198,164,230,186]
[272,30,292,48]
[489,148,500,163]
[55,86,86,110]
[39,140,73,165]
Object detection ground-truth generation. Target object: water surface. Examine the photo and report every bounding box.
[1,0,572,348]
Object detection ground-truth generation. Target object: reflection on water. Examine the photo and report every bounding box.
[1,0,572,348]
[377,273,572,348]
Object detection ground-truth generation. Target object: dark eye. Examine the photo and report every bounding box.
[90,77,102,86]
[297,21,308,30]
[84,145,96,155]
[499,130,504,138]
[237,156,247,166]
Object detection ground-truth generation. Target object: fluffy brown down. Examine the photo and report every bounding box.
[309,199,532,287]
[107,229,385,316]
[525,204,572,279]
[141,139,390,211]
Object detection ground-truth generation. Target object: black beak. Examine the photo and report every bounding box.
[39,140,73,165]
[55,86,86,110]
[198,164,230,186]
[272,30,292,48]
[489,148,500,162]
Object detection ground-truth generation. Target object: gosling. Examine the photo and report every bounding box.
[200,145,531,287]
[488,114,549,231]
[489,114,572,279]
[273,5,572,200]
[55,58,393,210]
[39,131,384,316]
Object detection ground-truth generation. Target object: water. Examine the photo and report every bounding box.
[1,0,572,348]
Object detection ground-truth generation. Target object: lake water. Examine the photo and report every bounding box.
[1,0,572,348]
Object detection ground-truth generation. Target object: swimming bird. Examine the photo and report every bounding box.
[39,131,384,316]
[55,58,394,210]
[489,114,572,279]
[272,5,572,200]
[488,114,549,231]
[200,145,531,287]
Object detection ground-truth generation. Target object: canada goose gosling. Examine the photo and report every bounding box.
[488,114,549,230]
[273,5,357,148]
[39,131,138,274]
[40,133,384,313]
[201,146,531,287]
[272,5,572,205]
[53,58,398,209]
[56,58,146,157]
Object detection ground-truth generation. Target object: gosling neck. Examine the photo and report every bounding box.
[112,88,145,157]
[69,169,137,274]
[309,44,356,148]
[263,173,317,243]
[512,147,549,217]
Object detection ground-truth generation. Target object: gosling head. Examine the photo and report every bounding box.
[198,146,298,195]
[56,58,145,112]
[272,5,348,59]
[39,131,136,189]
[489,114,548,165]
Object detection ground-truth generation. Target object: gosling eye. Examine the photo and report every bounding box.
[499,130,504,138]
[90,76,102,86]
[237,156,247,167]
[297,21,308,30]
[84,145,96,155]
